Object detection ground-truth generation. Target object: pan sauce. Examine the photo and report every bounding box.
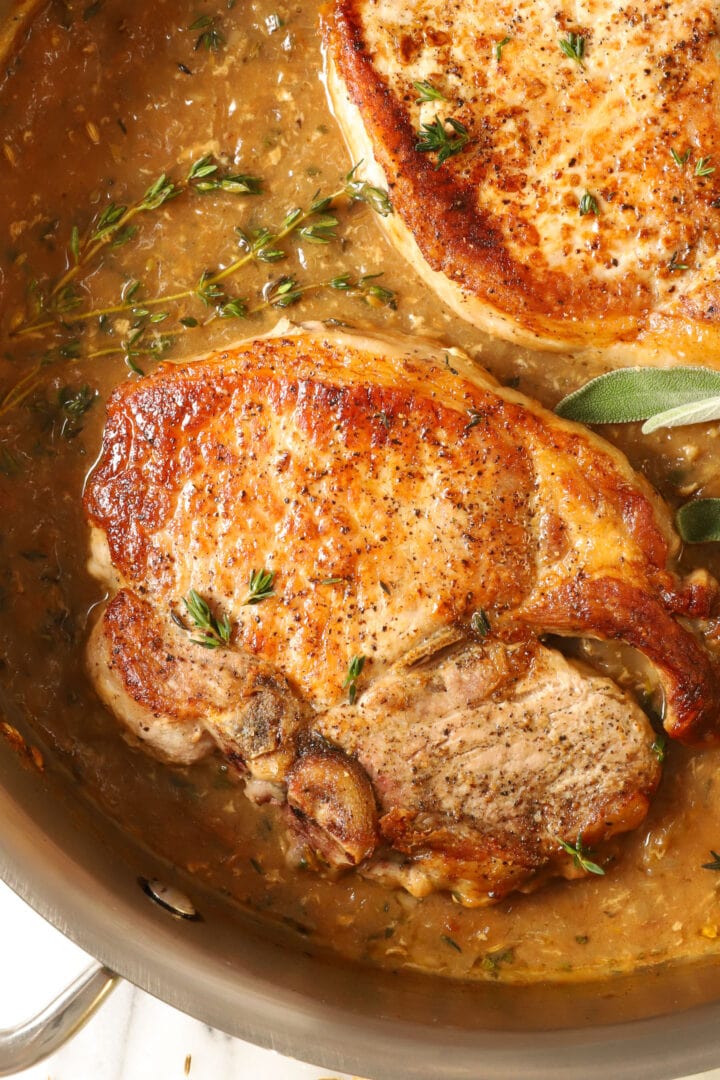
[1,0,720,984]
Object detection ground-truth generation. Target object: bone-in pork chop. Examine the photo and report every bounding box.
[324,0,720,366]
[84,325,720,902]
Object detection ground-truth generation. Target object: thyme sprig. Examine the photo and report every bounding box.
[343,654,366,704]
[1,166,393,419]
[559,33,586,69]
[554,834,605,875]
[14,155,262,339]
[415,116,470,168]
[243,568,276,605]
[180,589,233,649]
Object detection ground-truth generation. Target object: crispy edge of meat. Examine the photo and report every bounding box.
[323,6,720,367]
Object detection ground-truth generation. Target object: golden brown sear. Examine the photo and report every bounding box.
[82,325,720,903]
[324,0,720,364]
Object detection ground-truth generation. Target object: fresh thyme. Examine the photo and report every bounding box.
[651,733,667,763]
[670,147,691,168]
[13,156,261,339]
[180,589,233,648]
[189,14,226,52]
[494,36,511,61]
[415,116,470,168]
[413,79,447,103]
[668,251,689,272]
[343,654,366,704]
[57,384,97,439]
[695,156,715,178]
[470,609,490,636]
[702,850,720,871]
[243,568,276,605]
[559,33,586,69]
[579,190,599,216]
[344,163,393,216]
[555,834,605,875]
[1,165,395,419]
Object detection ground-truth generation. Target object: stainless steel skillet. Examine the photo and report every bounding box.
[2,3,720,1077]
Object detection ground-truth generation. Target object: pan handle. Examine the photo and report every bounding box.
[0,962,118,1077]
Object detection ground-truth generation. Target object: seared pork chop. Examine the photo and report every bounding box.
[84,325,720,902]
[324,0,720,365]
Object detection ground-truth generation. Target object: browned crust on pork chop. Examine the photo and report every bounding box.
[324,0,720,363]
[84,325,720,744]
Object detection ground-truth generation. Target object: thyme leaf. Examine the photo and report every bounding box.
[651,733,667,763]
[190,14,226,51]
[470,609,490,636]
[695,156,715,178]
[58,384,97,439]
[702,850,720,871]
[181,589,233,648]
[415,116,470,168]
[344,164,392,216]
[494,36,511,61]
[668,251,689,272]
[554,834,605,875]
[579,190,599,216]
[343,654,366,704]
[670,147,691,168]
[413,79,447,102]
[243,567,275,605]
[559,33,585,68]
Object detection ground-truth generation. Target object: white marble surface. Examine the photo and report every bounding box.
[2,876,720,1080]
[0,879,356,1080]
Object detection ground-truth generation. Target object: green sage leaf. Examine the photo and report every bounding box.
[556,367,720,425]
[676,499,720,544]
[641,395,720,433]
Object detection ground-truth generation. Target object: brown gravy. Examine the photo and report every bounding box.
[1,0,720,984]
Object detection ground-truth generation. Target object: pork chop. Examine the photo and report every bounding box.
[324,0,720,366]
[83,324,720,902]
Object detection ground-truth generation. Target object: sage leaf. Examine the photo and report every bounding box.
[556,367,720,425]
[641,395,720,433]
[676,499,720,544]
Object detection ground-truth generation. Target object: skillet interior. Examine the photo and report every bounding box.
[3,701,720,1079]
[2,1,720,1072]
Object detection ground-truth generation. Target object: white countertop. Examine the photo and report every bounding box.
[2,877,720,1080]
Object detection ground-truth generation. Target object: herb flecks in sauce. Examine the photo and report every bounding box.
[702,851,720,871]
